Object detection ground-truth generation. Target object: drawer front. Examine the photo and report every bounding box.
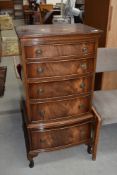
[27,59,94,79]
[30,123,90,150]
[24,42,95,59]
[30,95,91,122]
[29,75,93,99]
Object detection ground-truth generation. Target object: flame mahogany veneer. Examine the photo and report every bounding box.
[16,24,101,167]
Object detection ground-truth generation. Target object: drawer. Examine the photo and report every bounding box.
[28,75,93,99]
[30,95,91,122]
[27,58,94,79]
[24,42,95,59]
[30,123,91,150]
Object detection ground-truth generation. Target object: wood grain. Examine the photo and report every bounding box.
[30,123,91,150]
[24,42,95,59]
[101,71,117,90]
[27,59,94,79]
[0,1,14,9]
[84,0,110,47]
[30,95,91,122]
[106,0,117,47]
[28,75,93,99]
[16,24,101,164]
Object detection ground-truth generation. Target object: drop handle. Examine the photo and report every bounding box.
[80,63,87,70]
[80,82,85,89]
[80,130,86,136]
[40,139,46,144]
[38,110,45,118]
[35,48,42,56]
[37,67,44,74]
[79,104,85,110]
[82,47,88,55]
[37,88,44,94]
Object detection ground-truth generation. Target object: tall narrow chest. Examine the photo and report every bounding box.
[16,24,101,167]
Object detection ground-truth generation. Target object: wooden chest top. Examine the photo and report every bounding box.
[16,24,101,39]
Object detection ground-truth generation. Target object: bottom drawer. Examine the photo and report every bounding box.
[30,123,91,150]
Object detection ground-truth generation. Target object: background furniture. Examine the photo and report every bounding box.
[13,0,24,19]
[43,9,60,24]
[24,9,42,24]
[23,2,53,24]
[23,3,53,24]
[0,66,7,97]
[16,24,101,167]
[0,0,14,16]
[0,14,19,57]
[23,0,29,10]
[84,0,117,91]
[76,0,84,10]
[93,48,117,125]
[0,14,14,30]
[84,0,117,47]
[95,48,117,90]
[0,0,13,9]
[40,4,53,23]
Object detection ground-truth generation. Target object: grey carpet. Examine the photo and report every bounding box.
[0,57,21,114]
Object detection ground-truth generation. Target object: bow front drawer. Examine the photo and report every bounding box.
[27,59,94,79]
[24,41,95,59]
[30,123,90,150]
[28,75,93,100]
[29,95,91,122]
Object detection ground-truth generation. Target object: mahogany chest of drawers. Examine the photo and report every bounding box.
[16,24,101,168]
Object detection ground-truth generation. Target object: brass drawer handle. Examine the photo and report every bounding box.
[37,67,44,74]
[38,110,45,118]
[82,47,88,55]
[79,104,85,110]
[37,88,44,94]
[35,49,42,56]
[80,63,87,70]
[80,82,85,89]
[40,139,46,144]
[80,130,86,136]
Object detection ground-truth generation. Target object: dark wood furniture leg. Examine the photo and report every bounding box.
[92,107,102,160]
[20,99,39,168]
[87,144,92,154]
[28,152,38,168]
[0,66,7,97]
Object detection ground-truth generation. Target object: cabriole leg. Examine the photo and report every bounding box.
[29,159,34,168]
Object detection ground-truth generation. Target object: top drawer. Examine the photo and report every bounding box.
[24,41,96,59]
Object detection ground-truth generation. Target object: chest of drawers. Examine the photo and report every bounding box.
[16,24,101,168]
